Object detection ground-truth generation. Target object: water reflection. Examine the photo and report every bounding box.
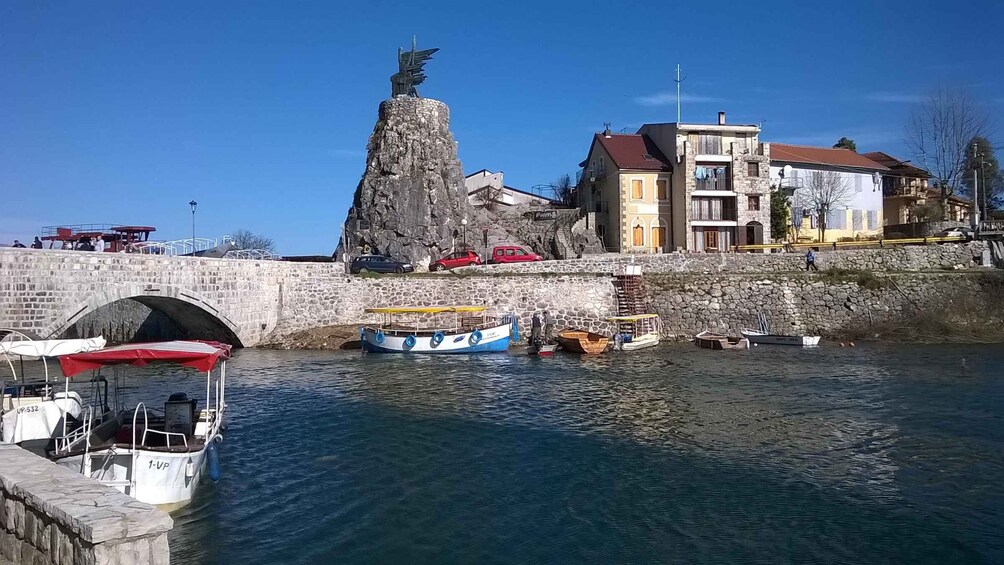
[127,344,1002,563]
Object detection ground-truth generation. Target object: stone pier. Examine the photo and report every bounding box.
[0,444,172,565]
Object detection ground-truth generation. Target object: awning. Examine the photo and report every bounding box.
[58,341,232,377]
[364,306,487,314]
[0,337,107,358]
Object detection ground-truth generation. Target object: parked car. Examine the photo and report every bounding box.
[939,226,974,241]
[349,254,414,274]
[489,245,543,264]
[431,250,481,271]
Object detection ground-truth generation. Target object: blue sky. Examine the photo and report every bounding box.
[2,1,1002,254]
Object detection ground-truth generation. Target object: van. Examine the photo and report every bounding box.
[489,245,543,264]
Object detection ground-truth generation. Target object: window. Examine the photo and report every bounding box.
[697,134,722,154]
[747,162,759,177]
[747,195,760,211]
[652,226,666,249]
[632,224,644,246]
[505,248,515,256]
[827,209,847,230]
[855,175,863,193]
[694,166,730,191]
[515,249,527,256]
[631,179,643,200]
[657,179,668,200]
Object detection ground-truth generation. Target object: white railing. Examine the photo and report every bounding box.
[222,249,282,260]
[132,235,234,256]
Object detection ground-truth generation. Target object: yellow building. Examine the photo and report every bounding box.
[577,129,673,252]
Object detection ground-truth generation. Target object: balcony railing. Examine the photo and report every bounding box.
[695,178,731,191]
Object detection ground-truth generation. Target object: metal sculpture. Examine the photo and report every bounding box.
[391,36,439,97]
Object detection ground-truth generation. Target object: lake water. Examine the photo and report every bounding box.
[157,344,1003,564]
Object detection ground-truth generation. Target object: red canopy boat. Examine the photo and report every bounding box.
[58,340,232,377]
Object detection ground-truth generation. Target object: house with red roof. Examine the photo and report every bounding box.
[769,143,887,242]
[862,151,969,228]
[577,112,771,252]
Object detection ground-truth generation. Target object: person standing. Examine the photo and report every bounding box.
[30,237,43,249]
[543,310,556,344]
[94,235,106,253]
[530,311,543,348]
[806,248,819,271]
[11,240,26,248]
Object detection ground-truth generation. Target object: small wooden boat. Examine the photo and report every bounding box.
[529,343,558,357]
[607,314,661,352]
[741,313,820,347]
[556,329,609,355]
[694,331,749,350]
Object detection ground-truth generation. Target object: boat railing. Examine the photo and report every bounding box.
[131,403,188,450]
[54,404,93,454]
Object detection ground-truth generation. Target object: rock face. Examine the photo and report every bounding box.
[343,97,470,269]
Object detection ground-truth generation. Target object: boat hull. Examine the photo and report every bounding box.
[56,444,209,510]
[741,330,820,347]
[361,323,512,354]
[556,330,609,355]
[619,333,661,351]
[694,331,749,350]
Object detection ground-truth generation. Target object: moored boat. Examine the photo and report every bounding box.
[694,331,749,350]
[50,340,231,510]
[556,329,609,355]
[1,332,108,454]
[529,343,558,357]
[740,330,820,347]
[741,313,820,347]
[360,306,518,354]
[607,314,662,352]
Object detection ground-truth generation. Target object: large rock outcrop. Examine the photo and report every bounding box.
[342,97,470,269]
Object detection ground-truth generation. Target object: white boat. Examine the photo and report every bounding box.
[740,330,821,347]
[608,314,662,352]
[360,306,518,354]
[741,313,820,347]
[1,331,108,453]
[694,331,750,350]
[49,340,231,510]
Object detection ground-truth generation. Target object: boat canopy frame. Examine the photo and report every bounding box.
[363,306,503,337]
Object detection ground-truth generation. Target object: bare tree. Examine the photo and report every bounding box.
[551,174,575,207]
[230,229,276,252]
[906,88,989,217]
[797,171,854,241]
[471,185,505,211]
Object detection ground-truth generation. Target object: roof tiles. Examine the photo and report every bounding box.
[771,143,888,171]
[593,134,672,172]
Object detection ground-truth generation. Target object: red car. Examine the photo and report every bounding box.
[431,250,482,271]
[489,245,543,264]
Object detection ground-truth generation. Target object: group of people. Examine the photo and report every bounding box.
[529,310,556,349]
[10,235,112,251]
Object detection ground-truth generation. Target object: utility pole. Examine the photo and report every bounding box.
[674,64,684,123]
[971,142,980,230]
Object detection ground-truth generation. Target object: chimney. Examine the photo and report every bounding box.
[718,111,726,125]
[603,125,612,138]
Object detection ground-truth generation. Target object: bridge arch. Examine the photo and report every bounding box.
[43,285,245,347]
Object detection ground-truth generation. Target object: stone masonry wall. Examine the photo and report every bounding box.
[0,243,994,347]
[0,444,172,565]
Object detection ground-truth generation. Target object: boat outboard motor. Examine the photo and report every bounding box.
[165,393,198,440]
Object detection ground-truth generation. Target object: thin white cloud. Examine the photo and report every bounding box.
[864,92,923,103]
[773,129,901,149]
[634,92,727,106]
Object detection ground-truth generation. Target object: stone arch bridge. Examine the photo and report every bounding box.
[0,248,331,347]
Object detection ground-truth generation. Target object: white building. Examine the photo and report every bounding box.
[769,144,887,242]
[465,169,557,207]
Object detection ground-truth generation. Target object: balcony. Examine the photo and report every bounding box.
[695,134,723,155]
[691,197,737,221]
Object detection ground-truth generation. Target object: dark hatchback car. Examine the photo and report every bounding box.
[349,254,414,274]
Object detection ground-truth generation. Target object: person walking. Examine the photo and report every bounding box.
[806,248,819,271]
[30,237,43,249]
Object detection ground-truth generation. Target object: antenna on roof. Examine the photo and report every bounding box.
[603,122,612,138]
[674,64,687,123]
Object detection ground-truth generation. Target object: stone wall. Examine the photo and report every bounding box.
[452,241,988,275]
[0,444,172,565]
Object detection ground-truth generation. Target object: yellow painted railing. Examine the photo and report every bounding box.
[734,236,965,253]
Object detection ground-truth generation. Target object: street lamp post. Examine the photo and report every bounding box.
[189,200,198,255]
[461,217,468,250]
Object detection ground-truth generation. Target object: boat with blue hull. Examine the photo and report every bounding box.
[361,306,518,354]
